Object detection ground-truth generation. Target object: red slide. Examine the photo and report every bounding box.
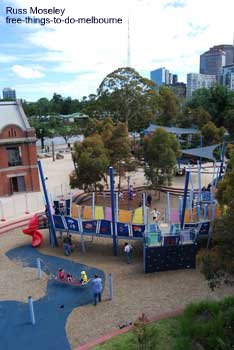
[22,214,44,247]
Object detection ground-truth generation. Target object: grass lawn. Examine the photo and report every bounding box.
[94,297,234,350]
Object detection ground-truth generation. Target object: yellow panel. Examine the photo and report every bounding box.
[82,206,92,220]
[71,203,79,218]
[118,209,132,223]
[132,207,143,224]
[95,206,104,220]
[184,209,191,223]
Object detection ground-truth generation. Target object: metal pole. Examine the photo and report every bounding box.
[197,161,201,204]
[28,296,36,325]
[52,140,55,162]
[108,273,113,300]
[92,192,95,220]
[178,196,183,223]
[37,160,57,247]
[167,192,171,224]
[180,171,190,229]
[78,207,85,253]
[115,192,118,222]
[189,188,193,221]
[127,176,130,210]
[25,193,29,214]
[142,192,146,224]
[109,167,117,256]
[0,200,6,221]
[36,258,42,280]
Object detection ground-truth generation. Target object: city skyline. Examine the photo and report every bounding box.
[0,0,233,101]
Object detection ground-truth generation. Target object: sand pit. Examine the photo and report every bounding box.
[1,228,233,348]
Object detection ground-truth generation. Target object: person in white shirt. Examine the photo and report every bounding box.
[124,242,132,264]
[151,208,160,222]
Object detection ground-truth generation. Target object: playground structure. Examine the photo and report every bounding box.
[36,159,223,273]
[22,214,44,247]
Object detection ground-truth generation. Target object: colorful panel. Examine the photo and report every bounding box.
[132,207,143,224]
[53,215,66,230]
[82,220,98,234]
[99,220,112,235]
[171,209,180,224]
[95,206,104,220]
[64,216,79,232]
[117,222,130,237]
[82,206,92,220]
[118,209,132,223]
[105,207,112,221]
[184,209,191,223]
[71,203,79,218]
[132,224,145,238]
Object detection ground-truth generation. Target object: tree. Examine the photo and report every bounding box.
[70,134,109,191]
[57,123,80,144]
[201,152,234,289]
[201,121,226,146]
[157,86,179,126]
[97,67,159,131]
[108,123,132,189]
[187,84,234,129]
[178,107,211,129]
[144,128,180,186]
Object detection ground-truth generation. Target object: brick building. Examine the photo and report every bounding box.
[0,100,40,196]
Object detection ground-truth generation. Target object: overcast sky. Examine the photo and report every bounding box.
[0,0,233,101]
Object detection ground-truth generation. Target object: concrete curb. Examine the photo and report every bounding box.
[75,309,183,350]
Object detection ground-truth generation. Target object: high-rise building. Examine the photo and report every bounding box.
[172,74,178,84]
[2,88,16,100]
[150,67,166,87]
[200,44,234,77]
[213,45,234,65]
[186,73,216,99]
[220,64,234,91]
[200,48,225,76]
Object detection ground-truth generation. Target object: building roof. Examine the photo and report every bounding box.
[0,100,31,132]
[182,144,220,161]
[59,112,89,119]
[144,123,199,135]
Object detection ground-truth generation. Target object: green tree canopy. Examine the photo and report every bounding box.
[187,84,234,129]
[201,151,234,289]
[201,121,226,146]
[97,67,159,131]
[157,86,179,126]
[107,122,132,189]
[144,128,180,185]
[71,134,109,191]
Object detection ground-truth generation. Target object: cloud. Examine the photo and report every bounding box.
[11,65,45,79]
[164,0,187,8]
[0,54,17,63]
[1,0,234,100]
[187,23,209,38]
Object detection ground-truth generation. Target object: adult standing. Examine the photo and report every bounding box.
[124,242,132,264]
[146,194,152,207]
[92,274,103,306]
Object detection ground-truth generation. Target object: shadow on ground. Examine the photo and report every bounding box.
[0,245,104,350]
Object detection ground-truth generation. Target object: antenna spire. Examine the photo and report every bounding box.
[127,16,131,67]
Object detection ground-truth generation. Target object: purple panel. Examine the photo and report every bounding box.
[171,209,180,223]
[105,207,112,221]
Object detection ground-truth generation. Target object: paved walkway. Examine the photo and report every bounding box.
[1,245,104,350]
